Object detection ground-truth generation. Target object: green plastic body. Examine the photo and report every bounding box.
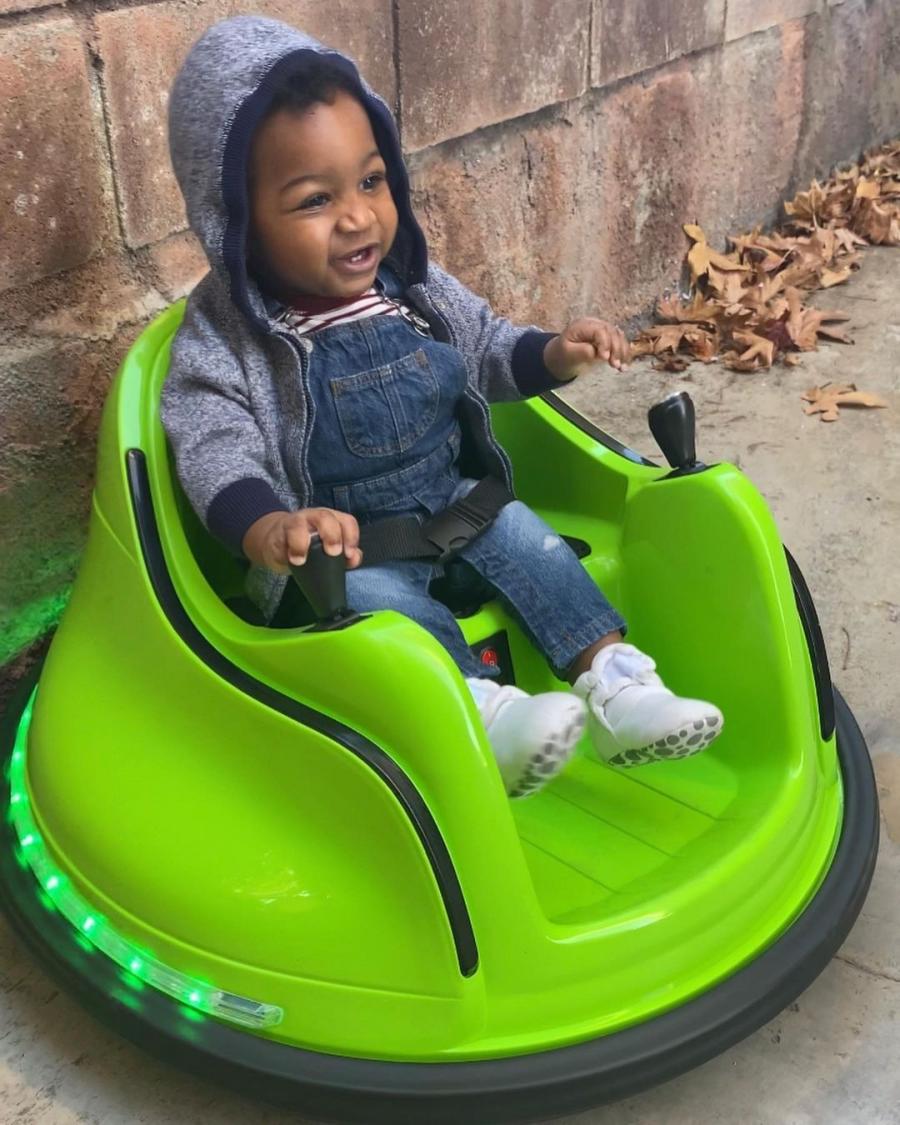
[23,304,842,1061]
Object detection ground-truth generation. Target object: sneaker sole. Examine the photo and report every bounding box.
[606,713,723,768]
[509,710,586,799]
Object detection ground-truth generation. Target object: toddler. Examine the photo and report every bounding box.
[162,16,723,798]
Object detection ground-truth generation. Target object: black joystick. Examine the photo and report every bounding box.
[648,391,701,473]
[289,535,358,629]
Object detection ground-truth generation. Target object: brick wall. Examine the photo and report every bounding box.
[1,0,899,677]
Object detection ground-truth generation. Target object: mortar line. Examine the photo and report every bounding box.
[586,0,594,90]
[391,0,403,143]
[82,11,130,250]
[403,35,736,162]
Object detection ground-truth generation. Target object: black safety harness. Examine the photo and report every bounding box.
[356,475,515,566]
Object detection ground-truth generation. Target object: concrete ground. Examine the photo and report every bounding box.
[2,250,898,1125]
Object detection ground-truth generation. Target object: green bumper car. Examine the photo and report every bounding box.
[1,303,878,1123]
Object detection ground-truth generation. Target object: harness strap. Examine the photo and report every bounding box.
[357,476,515,567]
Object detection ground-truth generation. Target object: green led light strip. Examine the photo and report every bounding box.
[6,692,283,1032]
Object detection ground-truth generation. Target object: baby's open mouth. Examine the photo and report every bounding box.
[335,244,378,271]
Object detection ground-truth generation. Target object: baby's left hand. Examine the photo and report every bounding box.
[544,317,631,380]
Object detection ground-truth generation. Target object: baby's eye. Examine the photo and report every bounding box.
[298,193,329,210]
[362,172,385,191]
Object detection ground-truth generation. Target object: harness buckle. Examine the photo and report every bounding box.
[423,504,489,562]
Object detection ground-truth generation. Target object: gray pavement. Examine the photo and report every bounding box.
[2,250,898,1124]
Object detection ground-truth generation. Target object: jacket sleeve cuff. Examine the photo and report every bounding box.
[511,330,569,397]
[207,478,289,556]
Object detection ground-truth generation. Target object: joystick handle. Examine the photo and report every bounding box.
[289,535,351,624]
[648,391,698,471]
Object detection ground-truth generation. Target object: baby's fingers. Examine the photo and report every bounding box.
[283,518,312,567]
[334,512,363,569]
[610,328,631,370]
[308,510,345,557]
[588,325,613,362]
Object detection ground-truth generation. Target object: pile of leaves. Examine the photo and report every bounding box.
[632,140,900,380]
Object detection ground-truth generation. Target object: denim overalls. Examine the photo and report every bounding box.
[300,290,626,681]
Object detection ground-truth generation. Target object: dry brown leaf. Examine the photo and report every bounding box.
[819,266,853,287]
[685,329,718,361]
[656,293,720,324]
[684,223,749,283]
[855,179,881,200]
[833,228,869,254]
[652,354,691,372]
[733,330,776,367]
[721,350,762,373]
[707,265,747,303]
[816,323,854,344]
[643,324,692,353]
[801,383,887,422]
[683,223,707,243]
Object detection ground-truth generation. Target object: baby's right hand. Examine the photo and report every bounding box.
[242,508,363,574]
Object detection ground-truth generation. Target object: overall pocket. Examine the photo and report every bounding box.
[330,348,439,458]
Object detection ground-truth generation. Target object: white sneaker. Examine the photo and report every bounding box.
[467,678,586,798]
[573,643,723,768]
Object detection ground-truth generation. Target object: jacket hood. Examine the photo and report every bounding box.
[167,15,428,329]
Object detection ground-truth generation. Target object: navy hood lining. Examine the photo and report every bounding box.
[220,48,427,333]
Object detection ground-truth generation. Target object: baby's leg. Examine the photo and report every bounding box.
[345,557,583,797]
[458,498,723,766]
[457,499,627,680]
[345,558,487,679]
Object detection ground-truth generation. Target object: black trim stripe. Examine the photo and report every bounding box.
[785,547,836,741]
[540,392,658,466]
[125,449,478,977]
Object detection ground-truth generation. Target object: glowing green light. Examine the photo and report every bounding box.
[7,689,284,1032]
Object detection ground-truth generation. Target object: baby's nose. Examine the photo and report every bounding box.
[337,201,374,232]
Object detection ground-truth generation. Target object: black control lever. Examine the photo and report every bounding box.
[289,535,360,629]
[648,391,703,473]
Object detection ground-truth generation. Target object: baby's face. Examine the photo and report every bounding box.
[248,90,398,299]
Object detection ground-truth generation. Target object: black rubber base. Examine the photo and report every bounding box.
[0,667,879,1125]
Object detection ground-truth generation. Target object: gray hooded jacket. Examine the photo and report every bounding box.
[161,15,561,620]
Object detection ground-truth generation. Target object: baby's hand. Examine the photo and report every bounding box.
[544,317,631,379]
[243,508,363,574]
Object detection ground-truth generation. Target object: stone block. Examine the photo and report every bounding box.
[793,0,900,185]
[726,0,821,42]
[589,66,710,320]
[140,230,209,302]
[0,329,137,665]
[0,0,58,13]
[256,0,395,106]
[0,19,113,291]
[694,21,806,242]
[95,0,395,249]
[1,253,153,337]
[398,0,589,151]
[593,0,725,86]
[408,107,599,328]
